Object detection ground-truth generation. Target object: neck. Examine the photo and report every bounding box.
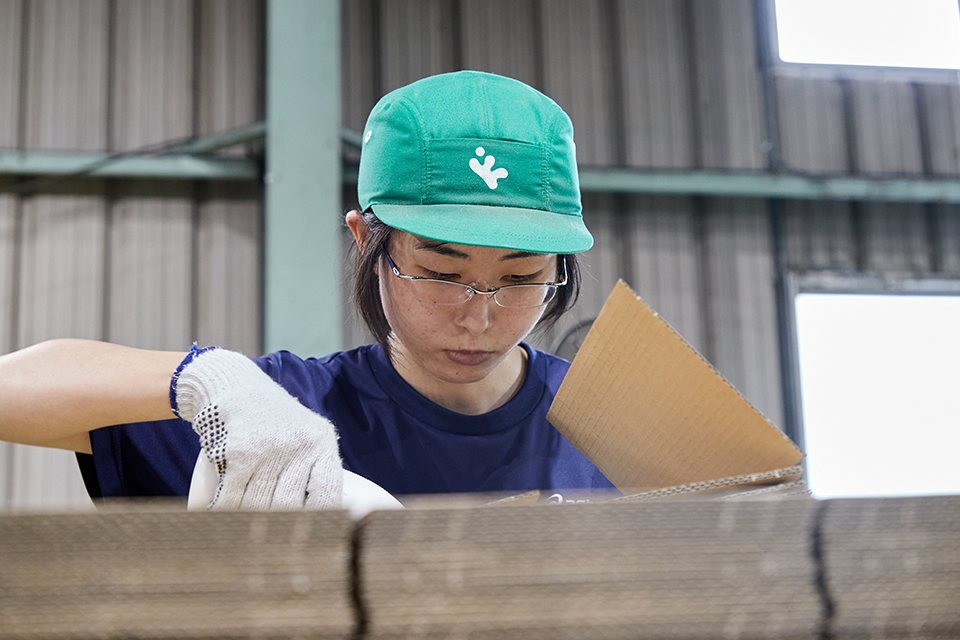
[390,343,529,415]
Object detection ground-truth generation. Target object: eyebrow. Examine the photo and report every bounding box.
[414,238,544,262]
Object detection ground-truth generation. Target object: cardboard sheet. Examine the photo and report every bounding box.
[547,280,803,493]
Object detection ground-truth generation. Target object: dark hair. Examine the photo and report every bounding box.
[350,210,582,356]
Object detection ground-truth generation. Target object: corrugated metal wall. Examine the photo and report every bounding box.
[3,0,959,510]
[340,0,960,467]
[0,0,264,511]
[339,0,801,431]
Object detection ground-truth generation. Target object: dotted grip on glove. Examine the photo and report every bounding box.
[193,404,228,505]
[170,344,345,510]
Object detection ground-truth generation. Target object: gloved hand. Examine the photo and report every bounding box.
[171,345,343,510]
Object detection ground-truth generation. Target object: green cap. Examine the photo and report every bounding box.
[358,71,593,254]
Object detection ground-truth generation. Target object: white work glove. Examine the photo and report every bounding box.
[171,345,343,510]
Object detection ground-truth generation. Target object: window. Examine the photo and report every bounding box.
[794,292,960,498]
[771,0,960,81]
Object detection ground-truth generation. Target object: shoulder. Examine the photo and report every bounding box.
[255,344,375,377]
[528,346,571,370]
[252,345,381,404]
[524,344,571,390]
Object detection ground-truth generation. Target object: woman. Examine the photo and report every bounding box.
[0,71,615,509]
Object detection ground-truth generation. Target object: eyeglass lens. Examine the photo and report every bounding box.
[410,280,557,309]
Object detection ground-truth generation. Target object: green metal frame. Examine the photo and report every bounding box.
[0,121,266,183]
[341,161,960,204]
[0,150,257,180]
[263,0,342,357]
[576,168,960,203]
[173,122,266,155]
[9,146,960,206]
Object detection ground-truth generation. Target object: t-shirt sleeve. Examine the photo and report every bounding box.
[86,417,201,499]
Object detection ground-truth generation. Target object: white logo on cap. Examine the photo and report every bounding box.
[469,147,508,190]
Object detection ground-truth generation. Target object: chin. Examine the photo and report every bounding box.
[434,353,505,383]
[436,362,498,384]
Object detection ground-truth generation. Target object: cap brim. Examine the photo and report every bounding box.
[370,203,594,254]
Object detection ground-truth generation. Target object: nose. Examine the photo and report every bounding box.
[454,289,494,335]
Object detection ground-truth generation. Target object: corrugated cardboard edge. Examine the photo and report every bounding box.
[548,279,804,491]
[718,479,810,501]
[621,278,803,459]
[611,465,805,502]
[484,490,541,506]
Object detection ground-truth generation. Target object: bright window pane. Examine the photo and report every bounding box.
[795,294,960,498]
[775,0,960,69]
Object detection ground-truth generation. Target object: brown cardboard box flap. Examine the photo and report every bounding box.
[610,465,805,501]
[547,280,803,492]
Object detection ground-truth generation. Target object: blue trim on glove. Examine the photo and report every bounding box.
[169,343,219,419]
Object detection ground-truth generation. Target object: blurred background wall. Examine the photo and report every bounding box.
[1,0,959,511]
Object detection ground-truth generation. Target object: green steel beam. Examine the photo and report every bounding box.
[577,168,960,203]
[0,122,267,183]
[0,150,257,180]
[10,123,960,205]
[264,0,342,357]
[172,121,266,155]
[339,127,960,204]
[341,128,364,150]
[341,152,960,205]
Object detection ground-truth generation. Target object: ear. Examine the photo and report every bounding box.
[345,210,368,251]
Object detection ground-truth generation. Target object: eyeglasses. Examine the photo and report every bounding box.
[383,249,567,309]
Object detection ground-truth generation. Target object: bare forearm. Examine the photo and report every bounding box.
[0,339,187,453]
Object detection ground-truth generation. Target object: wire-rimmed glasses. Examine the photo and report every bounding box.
[383,249,567,309]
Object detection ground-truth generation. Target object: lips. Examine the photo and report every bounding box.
[445,350,494,366]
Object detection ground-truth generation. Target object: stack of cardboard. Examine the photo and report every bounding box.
[822,495,960,639]
[358,500,822,639]
[2,497,958,638]
[0,507,354,639]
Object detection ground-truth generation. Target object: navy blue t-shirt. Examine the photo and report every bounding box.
[82,343,614,499]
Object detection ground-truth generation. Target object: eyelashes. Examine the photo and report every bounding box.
[422,269,459,280]
[422,269,541,284]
